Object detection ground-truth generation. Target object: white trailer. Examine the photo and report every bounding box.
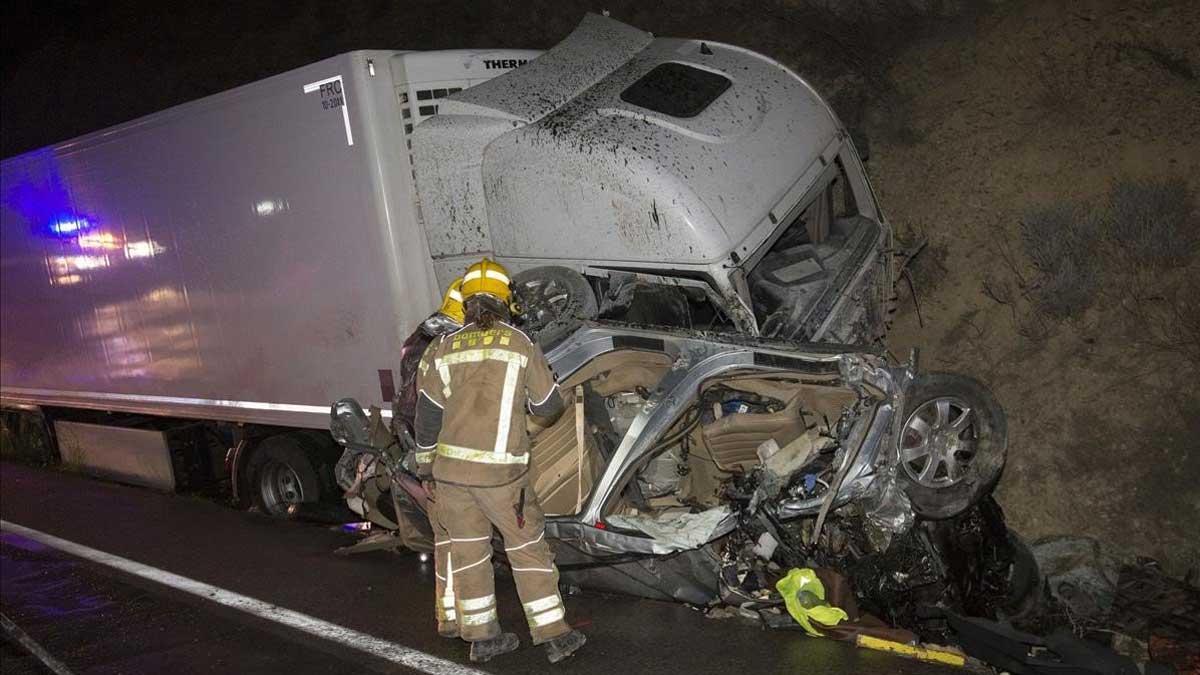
[0,47,537,506]
[1,15,892,513]
[1,47,537,429]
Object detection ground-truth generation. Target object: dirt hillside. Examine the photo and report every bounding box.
[869,0,1200,574]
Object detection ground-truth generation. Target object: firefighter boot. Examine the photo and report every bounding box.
[469,632,519,663]
[545,629,586,664]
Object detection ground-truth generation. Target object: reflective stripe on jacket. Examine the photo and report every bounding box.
[414,321,560,486]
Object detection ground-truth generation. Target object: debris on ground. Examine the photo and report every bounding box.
[776,567,848,637]
[703,606,741,620]
[1030,535,1121,619]
[946,614,1145,675]
[853,635,966,668]
[722,487,1199,675]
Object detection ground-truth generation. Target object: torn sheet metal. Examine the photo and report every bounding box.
[609,506,736,551]
[859,465,915,547]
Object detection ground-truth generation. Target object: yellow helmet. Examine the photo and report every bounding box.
[437,277,465,324]
[460,257,512,304]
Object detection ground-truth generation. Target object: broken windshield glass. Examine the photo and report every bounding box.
[748,159,880,341]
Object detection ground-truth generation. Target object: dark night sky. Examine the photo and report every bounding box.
[0,0,574,156]
[1,0,839,157]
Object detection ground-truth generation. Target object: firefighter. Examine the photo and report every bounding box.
[395,278,465,437]
[397,279,464,639]
[413,258,587,664]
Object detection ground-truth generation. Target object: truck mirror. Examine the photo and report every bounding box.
[330,398,371,447]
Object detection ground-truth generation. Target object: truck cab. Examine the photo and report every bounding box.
[412,14,894,346]
[1,14,896,519]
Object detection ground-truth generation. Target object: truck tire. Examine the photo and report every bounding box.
[246,434,323,517]
[0,408,57,464]
[512,266,598,349]
[895,373,1007,520]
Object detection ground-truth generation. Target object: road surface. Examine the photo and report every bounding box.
[0,462,958,674]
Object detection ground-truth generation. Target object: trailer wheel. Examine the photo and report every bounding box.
[0,408,57,464]
[512,266,598,349]
[247,435,322,517]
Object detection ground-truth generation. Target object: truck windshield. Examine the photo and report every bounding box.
[597,275,731,332]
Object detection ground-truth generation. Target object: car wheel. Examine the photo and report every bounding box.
[895,372,1007,520]
[512,266,598,348]
[247,435,322,517]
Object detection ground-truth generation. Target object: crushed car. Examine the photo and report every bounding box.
[331,322,1023,632]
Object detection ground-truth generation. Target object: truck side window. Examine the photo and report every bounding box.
[747,156,874,339]
[804,185,831,245]
[807,161,859,243]
[830,159,858,221]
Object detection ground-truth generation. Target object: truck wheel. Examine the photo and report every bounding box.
[247,435,322,517]
[0,409,56,464]
[512,266,598,349]
[896,373,1007,520]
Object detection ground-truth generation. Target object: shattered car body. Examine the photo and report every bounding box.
[334,323,1011,615]
[412,15,895,345]
[363,16,962,610]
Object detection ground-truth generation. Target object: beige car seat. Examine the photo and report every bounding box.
[701,379,856,472]
[528,388,603,516]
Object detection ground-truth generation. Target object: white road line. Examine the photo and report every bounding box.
[0,520,486,675]
[1,613,74,675]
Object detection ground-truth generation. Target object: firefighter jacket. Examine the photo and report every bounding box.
[413,321,563,486]
[392,314,461,438]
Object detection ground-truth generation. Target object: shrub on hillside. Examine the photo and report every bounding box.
[1018,204,1101,320]
[1106,177,1198,270]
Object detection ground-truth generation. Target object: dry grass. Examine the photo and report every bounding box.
[1113,273,1200,371]
[1019,204,1103,320]
[978,203,1100,331]
[984,177,1200,369]
[1106,177,1198,270]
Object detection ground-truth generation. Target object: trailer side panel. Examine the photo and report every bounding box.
[1,52,434,428]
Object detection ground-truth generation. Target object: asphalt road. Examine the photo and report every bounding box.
[0,462,959,674]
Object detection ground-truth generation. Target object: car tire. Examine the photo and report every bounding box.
[512,266,598,349]
[895,372,1007,520]
[247,434,323,517]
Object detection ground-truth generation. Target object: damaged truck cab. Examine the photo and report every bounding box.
[413,14,894,346]
[1,13,898,529]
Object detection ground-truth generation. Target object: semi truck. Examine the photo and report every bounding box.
[0,15,895,515]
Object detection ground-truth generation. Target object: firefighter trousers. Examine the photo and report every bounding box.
[430,495,457,635]
[439,476,572,644]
